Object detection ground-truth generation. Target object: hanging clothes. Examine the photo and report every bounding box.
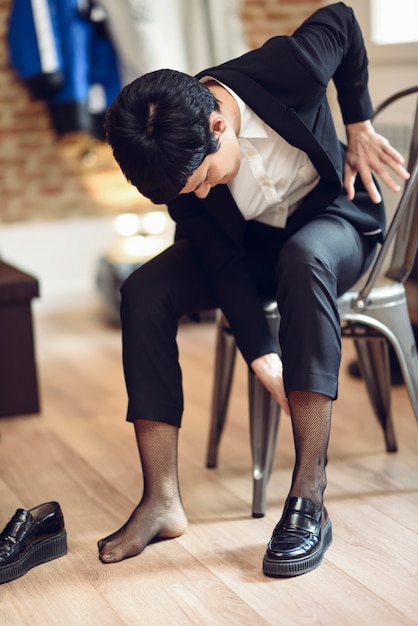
[180,0,249,75]
[7,0,122,138]
[97,0,189,85]
[99,0,248,85]
[7,0,64,99]
[7,0,247,136]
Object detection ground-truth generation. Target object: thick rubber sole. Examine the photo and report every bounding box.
[262,518,332,578]
[0,530,67,584]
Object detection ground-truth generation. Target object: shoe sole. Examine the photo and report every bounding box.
[0,530,67,584]
[262,517,332,577]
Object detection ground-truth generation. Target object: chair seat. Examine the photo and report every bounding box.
[338,279,406,315]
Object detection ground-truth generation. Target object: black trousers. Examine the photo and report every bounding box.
[120,214,376,427]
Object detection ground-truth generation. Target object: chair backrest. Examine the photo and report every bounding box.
[355,87,418,306]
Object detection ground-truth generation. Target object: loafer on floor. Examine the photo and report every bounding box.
[0,501,67,584]
[263,496,332,577]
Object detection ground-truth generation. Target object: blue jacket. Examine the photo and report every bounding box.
[8,0,121,136]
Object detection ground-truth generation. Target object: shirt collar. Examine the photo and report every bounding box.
[200,75,267,140]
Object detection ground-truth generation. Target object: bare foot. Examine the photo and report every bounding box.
[98,498,188,563]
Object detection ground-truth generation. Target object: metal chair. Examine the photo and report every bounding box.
[206,87,418,517]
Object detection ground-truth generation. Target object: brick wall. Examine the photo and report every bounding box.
[0,0,322,224]
[242,0,322,48]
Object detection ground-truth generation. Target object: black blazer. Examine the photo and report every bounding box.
[167,2,386,364]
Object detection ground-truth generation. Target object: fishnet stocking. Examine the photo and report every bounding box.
[287,391,332,509]
[98,420,187,563]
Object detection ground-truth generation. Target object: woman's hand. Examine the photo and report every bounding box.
[344,120,410,204]
[250,353,290,415]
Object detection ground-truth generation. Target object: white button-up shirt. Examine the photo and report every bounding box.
[204,78,320,228]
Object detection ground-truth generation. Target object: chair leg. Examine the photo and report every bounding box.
[385,310,418,426]
[206,315,237,468]
[354,337,397,452]
[248,372,281,518]
[352,294,418,451]
[207,301,281,517]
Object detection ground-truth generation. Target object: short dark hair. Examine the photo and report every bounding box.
[105,69,220,204]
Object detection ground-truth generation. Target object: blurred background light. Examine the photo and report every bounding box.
[114,213,141,237]
[122,234,164,258]
[142,210,168,235]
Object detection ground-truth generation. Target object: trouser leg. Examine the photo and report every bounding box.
[276,215,376,398]
[120,238,217,427]
[276,216,376,507]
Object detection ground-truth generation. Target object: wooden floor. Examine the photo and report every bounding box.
[0,298,417,625]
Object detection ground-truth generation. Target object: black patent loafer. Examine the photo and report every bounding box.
[263,496,332,577]
[0,501,67,584]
